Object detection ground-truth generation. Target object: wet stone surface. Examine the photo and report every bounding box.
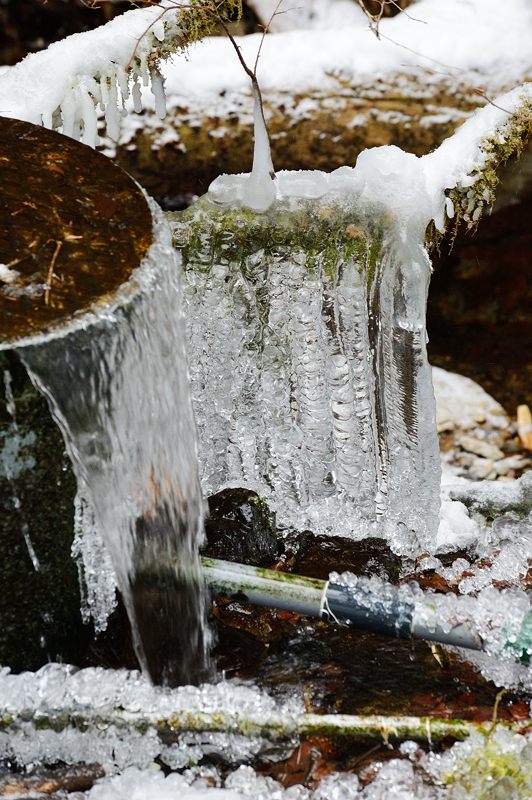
[0,117,151,346]
[210,531,530,730]
[203,488,281,567]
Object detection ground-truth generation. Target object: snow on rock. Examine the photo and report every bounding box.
[0,1,182,144]
[209,81,531,215]
[247,0,366,32]
[1,0,530,151]
[449,471,532,516]
[437,497,479,552]
[432,366,509,432]
[157,0,532,105]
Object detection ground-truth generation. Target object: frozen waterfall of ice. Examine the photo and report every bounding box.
[172,157,441,554]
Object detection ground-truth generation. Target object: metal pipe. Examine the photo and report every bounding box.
[201,557,491,654]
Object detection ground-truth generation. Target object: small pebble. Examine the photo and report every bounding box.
[459,435,504,460]
[468,458,495,480]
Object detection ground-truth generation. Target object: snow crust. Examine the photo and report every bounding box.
[158,0,532,106]
[0,1,180,144]
[0,0,530,152]
[210,83,531,216]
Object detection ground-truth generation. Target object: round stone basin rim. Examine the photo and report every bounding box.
[0,117,152,349]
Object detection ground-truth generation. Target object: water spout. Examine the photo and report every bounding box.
[15,201,209,686]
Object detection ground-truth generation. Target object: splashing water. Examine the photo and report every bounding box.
[8,200,209,686]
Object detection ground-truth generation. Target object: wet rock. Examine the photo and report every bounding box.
[449,472,532,517]
[293,535,402,583]
[0,351,87,671]
[203,489,280,567]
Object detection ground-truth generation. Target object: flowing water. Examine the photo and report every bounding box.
[8,201,209,686]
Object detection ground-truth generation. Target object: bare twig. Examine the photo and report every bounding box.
[45,240,63,306]
[254,0,285,74]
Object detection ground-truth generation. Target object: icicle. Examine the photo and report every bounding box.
[79,86,98,148]
[116,64,130,101]
[242,84,277,212]
[99,74,109,109]
[60,91,77,139]
[445,196,455,219]
[131,71,143,114]
[152,19,166,42]
[104,75,120,141]
[139,53,150,87]
[150,68,167,120]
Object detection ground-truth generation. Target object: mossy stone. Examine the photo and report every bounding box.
[0,350,87,671]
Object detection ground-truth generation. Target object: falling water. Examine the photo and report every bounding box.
[172,191,440,555]
[11,201,209,686]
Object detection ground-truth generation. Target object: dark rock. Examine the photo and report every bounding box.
[203,488,280,567]
[0,350,87,671]
[293,534,402,583]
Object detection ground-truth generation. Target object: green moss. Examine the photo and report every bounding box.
[441,735,532,799]
[139,1,243,71]
[443,98,532,243]
[170,197,387,288]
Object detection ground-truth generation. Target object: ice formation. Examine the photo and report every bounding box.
[170,83,530,558]
[174,183,439,553]
[8,200,208,685]
[1,661,530,798]
[0,663,303,772]
[0,1,184,145]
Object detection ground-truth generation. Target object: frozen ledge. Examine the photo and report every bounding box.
[209,84,532,230]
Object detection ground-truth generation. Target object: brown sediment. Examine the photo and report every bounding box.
[0,117,152,345]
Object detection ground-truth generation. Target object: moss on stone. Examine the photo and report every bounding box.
[444,98,532,243]
[441,734,532,799]
[170,197,386,286]
[0,350,88,671]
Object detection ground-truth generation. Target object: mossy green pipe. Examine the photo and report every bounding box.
[201,557,532,661]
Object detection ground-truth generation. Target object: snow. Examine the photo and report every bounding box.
[156,0,531,102]
[87,768,240,800]
[247,0,366,32]
[437,497,480,552]
[0,1,180,143]
[432,366,509,432]
[210,80,530,215]
[1,0,530,147]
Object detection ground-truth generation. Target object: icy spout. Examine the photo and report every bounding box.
[16,200,209,687]
[241,85,277,213]
[171,190,441,555]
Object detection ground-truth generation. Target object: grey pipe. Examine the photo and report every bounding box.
[201,557,483,652]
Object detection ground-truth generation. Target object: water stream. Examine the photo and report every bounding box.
[11,201,209,686]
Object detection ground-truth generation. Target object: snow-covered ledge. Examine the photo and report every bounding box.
[0,0,530,191]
